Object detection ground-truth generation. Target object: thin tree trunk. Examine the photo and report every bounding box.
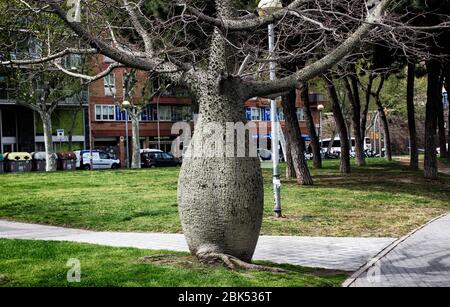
[285,141,296,179]
[300,81,322,169]
[130,114,141,169]
[445,64,450,163]
[407,62,419,170]
[281,88,314,185]
[437,73,447,159]
[361,74,375,139]
[424,59,440,179]
[344,72,366,166]
[40,112,57,172]
[324,73,351,173]
[374,77,392,161]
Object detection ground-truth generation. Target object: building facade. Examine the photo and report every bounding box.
[0,86,88,154]
[87,57,326,166]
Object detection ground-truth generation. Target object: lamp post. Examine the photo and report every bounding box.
[122,100,131,168]
[258,0,283,218]
[317,104,325,150]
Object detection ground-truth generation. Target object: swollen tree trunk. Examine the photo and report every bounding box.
[407,62,419,171]
[40,112,57,172]
[424,60,440,179]
[178,21,264,262]
[130,114,141,169]
[178,90,263,262]
[300,81,322,169]
[324,73,351,173]
[282,88,314,185]
[344,73,366,166]
[374,77,392,161]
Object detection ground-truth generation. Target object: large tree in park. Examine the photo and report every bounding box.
[2,0,442,266]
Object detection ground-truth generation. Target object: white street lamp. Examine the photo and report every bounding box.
[317,104,325,150]
[122,100,131,168]
[258,0,282,218]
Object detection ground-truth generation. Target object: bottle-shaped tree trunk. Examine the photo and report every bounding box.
[324,73,351,174]
[40,112,57,172]
[178,21,264,262]
[300,82,322,169]
[178,89,264,262]
[406,63,419,170]
[281,88,314,185]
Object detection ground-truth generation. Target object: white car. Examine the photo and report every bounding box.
[74,150,121,170]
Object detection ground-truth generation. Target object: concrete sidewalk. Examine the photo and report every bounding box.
[0,220,395,272]
[345,214,450,287]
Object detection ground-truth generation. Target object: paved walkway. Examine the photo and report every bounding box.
[0,220,395,272]
[345,214,450,287]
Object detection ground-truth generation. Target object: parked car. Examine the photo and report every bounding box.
[74,150,121,170]
[141,151,181,168]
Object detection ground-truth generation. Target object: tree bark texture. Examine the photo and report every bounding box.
[281,88,314,185]
[41,112,57,172]
[131,114,141,169]
[324,73,351,174]
[178,23,264,262]
[437,73,447,159]
[424,60,440,179]
[344,71,366,166]
[407,62,419,171]
[361,74,375,139]
[374,77,392,161]
[300,81,322,169]
[285,141,296,179]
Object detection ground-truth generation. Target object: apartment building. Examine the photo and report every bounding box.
[88,56,326,166]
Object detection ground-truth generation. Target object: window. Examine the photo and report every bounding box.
[251,108,261,121]
[296,108,305,121]
[171,106,192,122]
[28,37,42,59]
[63,54,82,70]
[162,153,173,160]
[95,105,116,121]
[104,74,116,96]
[158,105,172,121]
[100,152,110,159]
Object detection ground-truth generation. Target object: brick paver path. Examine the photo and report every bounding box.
[345,214,450,287]
[0,220,395,272]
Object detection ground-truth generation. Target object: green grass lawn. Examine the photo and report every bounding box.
[0,239,346,287]
[0,159,449,238]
